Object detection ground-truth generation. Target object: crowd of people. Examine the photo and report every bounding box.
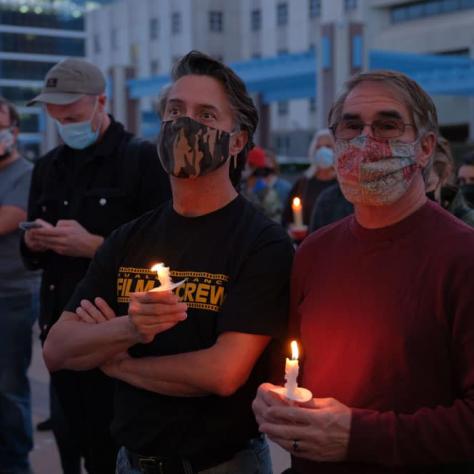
[1,51,473,474]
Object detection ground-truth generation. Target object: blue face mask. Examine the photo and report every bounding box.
[56,101,101,150]
[314,146,334,169]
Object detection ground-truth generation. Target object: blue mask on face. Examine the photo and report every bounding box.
[56,102,100,150]
[314,146,334,169]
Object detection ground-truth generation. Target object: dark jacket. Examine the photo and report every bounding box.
[21,116,171,338]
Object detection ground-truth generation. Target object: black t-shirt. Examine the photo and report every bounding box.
[66,195,293,465]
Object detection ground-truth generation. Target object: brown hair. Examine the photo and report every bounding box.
[328,70,438,135]
[0,97,20,128]
[159,51,258,187]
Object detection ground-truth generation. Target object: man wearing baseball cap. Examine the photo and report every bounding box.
[21,58,170,474]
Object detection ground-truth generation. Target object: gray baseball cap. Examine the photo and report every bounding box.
[27,58,106,106]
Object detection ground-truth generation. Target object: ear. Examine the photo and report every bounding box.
[11,126,20,140]
[229,129,248,157]
[97,94,107,111]
[417,131,436,169]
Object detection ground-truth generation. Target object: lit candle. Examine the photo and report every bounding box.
[272,340,313,403]
[151,263,172,291]
[292,197,303,227]
[285,340,300,399]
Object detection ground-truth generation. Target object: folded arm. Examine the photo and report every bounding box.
[43,311,139,372]
[104,331,270,397]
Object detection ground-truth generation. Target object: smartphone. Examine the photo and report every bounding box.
[19,221,42,231]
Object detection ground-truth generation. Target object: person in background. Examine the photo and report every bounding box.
[21,58,171,474]
[457,153,474,208]
[282,129,337,240]
[308,183,353,233]
[0,98,40,474]
[253,70,474,473]
[243,146,288,222]
[264,148,292,206]
[425,135,474,226]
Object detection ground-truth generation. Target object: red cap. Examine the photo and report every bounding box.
[247,146,266,168]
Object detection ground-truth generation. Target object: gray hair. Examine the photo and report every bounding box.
[328,70,438,135]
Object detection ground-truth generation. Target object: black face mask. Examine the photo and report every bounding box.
[461,184,474,208]
[157,116,233,179]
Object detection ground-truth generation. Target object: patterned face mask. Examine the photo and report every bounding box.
[335,135,419,206]
[157,116,234,179]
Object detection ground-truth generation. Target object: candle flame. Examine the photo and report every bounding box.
[291,340,299,360]
[292,197,301,209]
[150,263,163,273]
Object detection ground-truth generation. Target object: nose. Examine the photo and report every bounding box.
[361,123,375,138]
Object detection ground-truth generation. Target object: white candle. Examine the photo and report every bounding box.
[151,263,172,291]
[292,197,303,227]
[284,340,300,399]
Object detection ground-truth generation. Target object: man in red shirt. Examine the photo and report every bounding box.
[253,71,474,473]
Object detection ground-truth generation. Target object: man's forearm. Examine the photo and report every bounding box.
[117,333,270,397]
[43,313,138,372]
[112,360,209,397]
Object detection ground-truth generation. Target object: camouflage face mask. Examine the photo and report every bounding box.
[157,116,233,179]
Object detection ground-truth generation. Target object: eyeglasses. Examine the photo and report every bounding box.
[331,119,416,140]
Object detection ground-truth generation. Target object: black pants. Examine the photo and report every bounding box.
[51,369,118,474]
[50,381,81,474]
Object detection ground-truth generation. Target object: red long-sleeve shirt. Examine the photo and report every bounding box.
[291,201,474,473]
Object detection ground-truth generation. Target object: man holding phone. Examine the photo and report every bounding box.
[0,97,40,474]
[20,58,170,474]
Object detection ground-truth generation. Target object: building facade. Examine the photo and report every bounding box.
[0,0,88,157]
[86,0,474,160]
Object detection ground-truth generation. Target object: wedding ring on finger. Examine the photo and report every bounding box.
[292,439,300,452]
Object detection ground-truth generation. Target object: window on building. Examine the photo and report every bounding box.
[0,9,84,30]
[0,60,55,80]
[19,113,40,133]
[150,18,159,40]
[0,86,41,106]
[209,11,223,32]
[309,0,321,18]
[171,12,181,34]
[93,34,101,54]
[275,134,291,154]
[390,0,474,23]
[150,59,160,75]
[308,97,316,113]
[251,9,261,31]
[277,3,288,26]
[111,28,118,50]
[0,32,84,56]
[344,0,358,11]
[278,101,289,116]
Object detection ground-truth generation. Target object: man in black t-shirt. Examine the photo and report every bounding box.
[44,51,293,474]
